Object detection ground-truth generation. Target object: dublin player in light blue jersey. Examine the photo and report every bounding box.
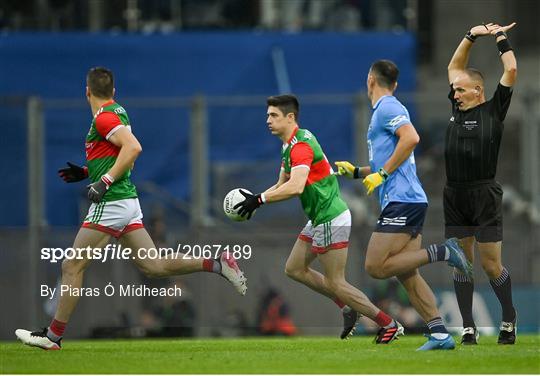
[336,60,471,351]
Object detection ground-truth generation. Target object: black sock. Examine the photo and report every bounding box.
[453,269,475,328]
[489,267,516,322]
[426,244,448,263]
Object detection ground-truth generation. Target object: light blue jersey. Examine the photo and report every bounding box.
[367,95,428,209]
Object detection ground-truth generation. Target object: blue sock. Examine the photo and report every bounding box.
[426,244,448,263]
[427,317,449,336]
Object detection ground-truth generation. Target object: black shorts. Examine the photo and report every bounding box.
[375,202,428,238]
[443,180,503,242]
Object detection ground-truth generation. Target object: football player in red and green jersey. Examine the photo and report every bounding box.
[235,95,403,342]
[15,67,247,351]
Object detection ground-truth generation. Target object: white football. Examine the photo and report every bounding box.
[223,188,253,222]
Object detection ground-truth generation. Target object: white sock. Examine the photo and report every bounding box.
[431,333,449,340]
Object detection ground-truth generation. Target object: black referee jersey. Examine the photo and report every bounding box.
[445,83,513,183]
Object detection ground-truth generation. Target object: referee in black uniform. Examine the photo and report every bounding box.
[446,22,517,345]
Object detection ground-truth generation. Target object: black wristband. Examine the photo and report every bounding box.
[465,31,477,43]
[353,167,360,179]
[497,38,513,56]
[495,30,507,39]
[378,168,390,180]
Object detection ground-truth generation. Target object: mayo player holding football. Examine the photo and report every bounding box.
[235,94,403,343]
[335,60,472,350]
[16,67,246,350]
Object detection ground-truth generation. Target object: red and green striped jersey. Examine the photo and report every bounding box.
[85,100,137,202]
[281,127,348,226]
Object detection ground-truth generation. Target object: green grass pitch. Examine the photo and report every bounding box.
[2,335,539,374]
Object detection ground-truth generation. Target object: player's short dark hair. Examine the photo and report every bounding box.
[464,68,484,85]
[370,60,399,90]
[267,94,300,121]
[87,67,114,99]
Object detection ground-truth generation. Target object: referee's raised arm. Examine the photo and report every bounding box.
[490,23,518,87]
[447,23,500,84]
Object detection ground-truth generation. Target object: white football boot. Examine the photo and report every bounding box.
[219,251,247,296]
[15,328,61,350]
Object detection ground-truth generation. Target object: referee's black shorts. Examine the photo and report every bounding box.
[443,179,503,242]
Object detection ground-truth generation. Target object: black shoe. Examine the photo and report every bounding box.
[498,314,517,345]
[340,307,359,339]
[461,327,479,345]
[374,320,404,344]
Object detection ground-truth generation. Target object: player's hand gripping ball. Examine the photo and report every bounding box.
[223,188,256,222]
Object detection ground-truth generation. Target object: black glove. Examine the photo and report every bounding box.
[233,190,264,220]
[58,162,88,183]
[87,175,112,203]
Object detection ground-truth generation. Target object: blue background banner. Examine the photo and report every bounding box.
[0,32,416,226]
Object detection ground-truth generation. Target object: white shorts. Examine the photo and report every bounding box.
[298,210,351,254]
[82,198,144,238]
